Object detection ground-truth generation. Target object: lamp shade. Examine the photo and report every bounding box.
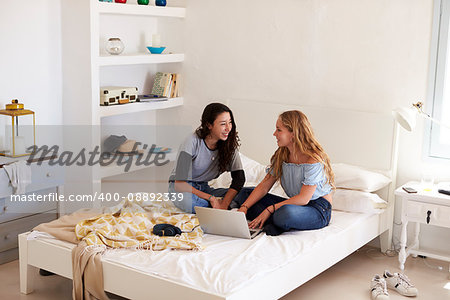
[392,107,416,131]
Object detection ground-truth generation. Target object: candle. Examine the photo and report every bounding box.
[152,34,161,47]
[13,136,26,155]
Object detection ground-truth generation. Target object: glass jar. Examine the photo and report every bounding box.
[106,38,124,55]
[421,168,435,192]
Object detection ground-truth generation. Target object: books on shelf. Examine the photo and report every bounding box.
[171,73,179,98]
[138,94,168,102]
[151,72,180,98]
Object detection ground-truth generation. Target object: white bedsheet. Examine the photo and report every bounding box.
[30,210,379,295]
[99,210,378,295]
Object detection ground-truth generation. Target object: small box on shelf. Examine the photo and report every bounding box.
[100,86,138,106]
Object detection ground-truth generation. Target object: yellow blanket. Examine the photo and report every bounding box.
[75,199,203,251]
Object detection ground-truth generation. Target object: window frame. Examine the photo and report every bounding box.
[425,0,450,161]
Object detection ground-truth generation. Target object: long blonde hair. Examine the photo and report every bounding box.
[269,110,335,189]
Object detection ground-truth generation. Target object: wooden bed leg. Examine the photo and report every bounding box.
[18,233,38,294]
[380,198,395,254]
[379,229,392,254]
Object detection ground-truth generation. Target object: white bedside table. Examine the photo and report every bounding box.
[395,181,450,270]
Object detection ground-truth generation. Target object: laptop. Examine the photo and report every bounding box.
[195,206,262,239]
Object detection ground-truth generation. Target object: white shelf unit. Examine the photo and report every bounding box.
[98,53,185,66]
[98,2,186,18]
[100,97,183,118]
[100,152,177,179]
[61,0,185,207]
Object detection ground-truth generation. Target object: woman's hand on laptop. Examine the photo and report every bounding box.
[249,210,271,229]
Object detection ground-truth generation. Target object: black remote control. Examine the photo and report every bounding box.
[438,189,450,196]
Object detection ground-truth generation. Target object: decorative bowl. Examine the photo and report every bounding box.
[146,46,166,54]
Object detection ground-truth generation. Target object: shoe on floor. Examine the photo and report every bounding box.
[370,275,389,300]
[383,270,418,297]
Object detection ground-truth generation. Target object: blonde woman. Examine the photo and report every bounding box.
[234,110,334,236]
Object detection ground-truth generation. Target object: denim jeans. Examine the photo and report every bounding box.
[232,187,332,231]
[168,181,229,213]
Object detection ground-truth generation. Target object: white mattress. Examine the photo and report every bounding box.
[31,210,380,295]
[98,210,379,295]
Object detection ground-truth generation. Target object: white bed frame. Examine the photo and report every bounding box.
[19,100,398,300]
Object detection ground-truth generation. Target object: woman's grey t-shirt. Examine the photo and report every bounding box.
[169,133,243,182]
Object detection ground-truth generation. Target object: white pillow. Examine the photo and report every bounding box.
[332,163,391,192]
[209,152,266,189]
[210,153,288,198]
[332,189,387,213]
[239,153,267,184]
[209,171,232,189]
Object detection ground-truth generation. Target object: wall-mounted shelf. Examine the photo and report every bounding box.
[100,152,177,178]
[98,54,184,66]
[97,2,186,18]
[62,0,185,207]
[100,97,183,118]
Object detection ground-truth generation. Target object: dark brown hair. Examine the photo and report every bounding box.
[196,103,240,173]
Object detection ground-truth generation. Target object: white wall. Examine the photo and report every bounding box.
[0,0,62,126]
[180,0,449,252]
[183,0,431,114]
[183,0,449,183]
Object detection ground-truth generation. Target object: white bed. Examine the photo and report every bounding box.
[19,100,398,299]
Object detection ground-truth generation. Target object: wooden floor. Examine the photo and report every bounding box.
[0,245,448,300]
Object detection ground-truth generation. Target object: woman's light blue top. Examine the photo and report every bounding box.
[271,162,332,200]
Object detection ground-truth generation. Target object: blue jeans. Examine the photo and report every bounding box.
[168,181,229,213]
[233,187,332,231]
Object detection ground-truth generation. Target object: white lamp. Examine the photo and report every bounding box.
[392,101,450,131]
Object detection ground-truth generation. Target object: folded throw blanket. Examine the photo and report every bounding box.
[76,199,203,251]
[34,198,202,300]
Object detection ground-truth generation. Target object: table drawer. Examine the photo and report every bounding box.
[0,210,57,252]
[0,187,58,224]
[0,161,64,198]
[406,200,450,227]
[0,247,19,265]
[28,161,64,192]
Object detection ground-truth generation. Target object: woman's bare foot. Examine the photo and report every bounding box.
[210,197,227,209]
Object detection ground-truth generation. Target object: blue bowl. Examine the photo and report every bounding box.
[146,46,166,54]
